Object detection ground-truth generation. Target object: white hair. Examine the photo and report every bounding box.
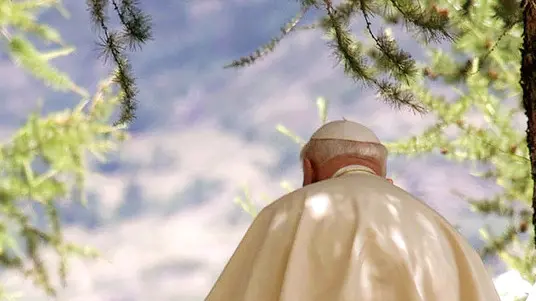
[300,139,388,176]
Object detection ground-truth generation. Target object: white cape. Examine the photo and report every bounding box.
[207,171,501,301]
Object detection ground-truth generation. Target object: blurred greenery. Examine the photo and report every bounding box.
[1,0,126,298]
[385,0,535,285]
[227,0,455,113]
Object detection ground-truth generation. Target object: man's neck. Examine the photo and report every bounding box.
[314,155,381,182]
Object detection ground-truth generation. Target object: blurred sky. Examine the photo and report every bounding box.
[0,1,514,300]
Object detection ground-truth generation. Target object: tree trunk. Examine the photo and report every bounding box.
[520,0,536,247]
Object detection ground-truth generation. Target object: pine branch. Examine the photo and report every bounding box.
[0,77,125,296]
[87,0,152,125]
[481,225,518,258]
[1,2,128,297]
[374,79,425,112]
[223,0,457,114]
[112,0,152,51]
[322,0,425,112]
[319,0,362,28]
[323,0,372,82]
[7,36,83,94]
[226,0,363,69]
[225,6,310,68]
[474,22,517,74]
[360,1,417,83]
[299,0,320,8]
[388,0,453,42]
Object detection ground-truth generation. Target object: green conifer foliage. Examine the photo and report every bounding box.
[385,0,535,281]
[1,0,127,297]
[87,0,153,125]
[226,0,455,113]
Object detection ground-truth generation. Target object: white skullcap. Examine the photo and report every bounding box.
[309,120,381,143]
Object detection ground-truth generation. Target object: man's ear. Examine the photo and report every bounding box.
[302,158,315,186]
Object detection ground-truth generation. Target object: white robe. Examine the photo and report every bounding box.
[206,168,501,301]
